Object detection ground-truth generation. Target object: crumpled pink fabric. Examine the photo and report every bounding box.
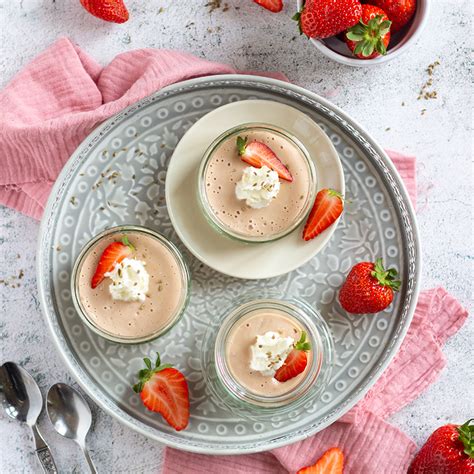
[0,37,268,219]
[0,38,468,474]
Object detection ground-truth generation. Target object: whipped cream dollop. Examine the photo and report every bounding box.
[250,331,294,377]
[235,166,280,209]
[105,258,150,302]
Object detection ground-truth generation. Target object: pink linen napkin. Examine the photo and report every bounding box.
[0,39,468,474]
[0,38,280,220]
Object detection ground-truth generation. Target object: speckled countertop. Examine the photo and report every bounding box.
[0,0,472,472]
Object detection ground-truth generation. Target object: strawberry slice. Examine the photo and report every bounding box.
[253,0,283,12]
[237,136,293,182]
[90,236,134,289]
[297,447,345,474]
[303,188,344,241]
[133,353,190,431]
[274,331,311,382]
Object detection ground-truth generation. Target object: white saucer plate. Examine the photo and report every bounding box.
[166,100,344,279]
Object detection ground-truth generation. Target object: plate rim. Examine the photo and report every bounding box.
[37,74,421,454]
[164,98,345,279]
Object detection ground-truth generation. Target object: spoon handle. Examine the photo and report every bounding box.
[81,445,98,474]
[31,424,58,473]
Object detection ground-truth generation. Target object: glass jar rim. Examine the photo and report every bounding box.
[70,225,190,344]
[214,297,328,408]
[197,123,317,244]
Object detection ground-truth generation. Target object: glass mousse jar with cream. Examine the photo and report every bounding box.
[71,225,190,344]
[198,123,317,243]
[213,298,334,409]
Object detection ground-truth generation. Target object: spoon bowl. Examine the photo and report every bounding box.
[47,383,92,441]
[0,361,43,426]
[0,362,58,473]
[47,383,97,474]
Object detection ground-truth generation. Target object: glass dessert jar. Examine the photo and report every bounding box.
[71,225,190,344]
[197,123,317,243]
[212,297,333,409]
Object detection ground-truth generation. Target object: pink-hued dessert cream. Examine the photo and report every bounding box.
[74,229,187,341]
[225,309,310,397]
[202,126,315,240]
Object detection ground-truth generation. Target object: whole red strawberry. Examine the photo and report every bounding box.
[345,5,391,59]
[294,0,362,39]
[371,0,416,33]
[408,419,474,474]
[80,0,129,24]
[339,258,401,313]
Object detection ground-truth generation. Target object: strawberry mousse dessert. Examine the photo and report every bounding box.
[198,123,317,243]
[71,225,190,343]
[213,298,333,408]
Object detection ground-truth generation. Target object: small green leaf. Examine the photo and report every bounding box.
[350,24,366,35]
[155,352,161,368]
[364,41,375,57]
[292,12,301,21]
[376,39,386,55]
[346,32,365,41]
[354,42,365,55]
[236,136,248,156]
[368,18,379,30]
[292,11,303,35]
[457,419,474,458]
[144,358,152,370]
[121,235,136,251]
[295,331,311,352]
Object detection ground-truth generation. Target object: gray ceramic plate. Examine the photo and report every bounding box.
[37,75,421,454]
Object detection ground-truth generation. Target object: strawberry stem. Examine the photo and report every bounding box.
[292,11,303,35]
[295,331,311,351]
[236,136,248,156]
[457,419,474,458]
[346,15,391,57]
[371,258,401,292]
[132,352,173,393]
[122,235,135,251]
[328,189,344,202]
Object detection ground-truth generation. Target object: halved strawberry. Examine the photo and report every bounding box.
[253,0,283,12]
[297,447,345,474]
[303,188,344,241]
[133,353,190,431]
[237,136,293,182]
[274,331,311,382]
[90,236,134,289]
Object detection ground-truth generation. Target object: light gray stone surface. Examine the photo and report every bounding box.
[0,0,472,472]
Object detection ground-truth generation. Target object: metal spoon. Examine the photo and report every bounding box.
[46,383,97,474]
[0,362,58,473]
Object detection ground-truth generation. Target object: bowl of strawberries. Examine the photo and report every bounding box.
[294,0,430,66]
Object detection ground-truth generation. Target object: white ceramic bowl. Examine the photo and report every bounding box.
[296,0,430,67]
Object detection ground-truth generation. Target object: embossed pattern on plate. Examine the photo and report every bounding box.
[37,75,420,454]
